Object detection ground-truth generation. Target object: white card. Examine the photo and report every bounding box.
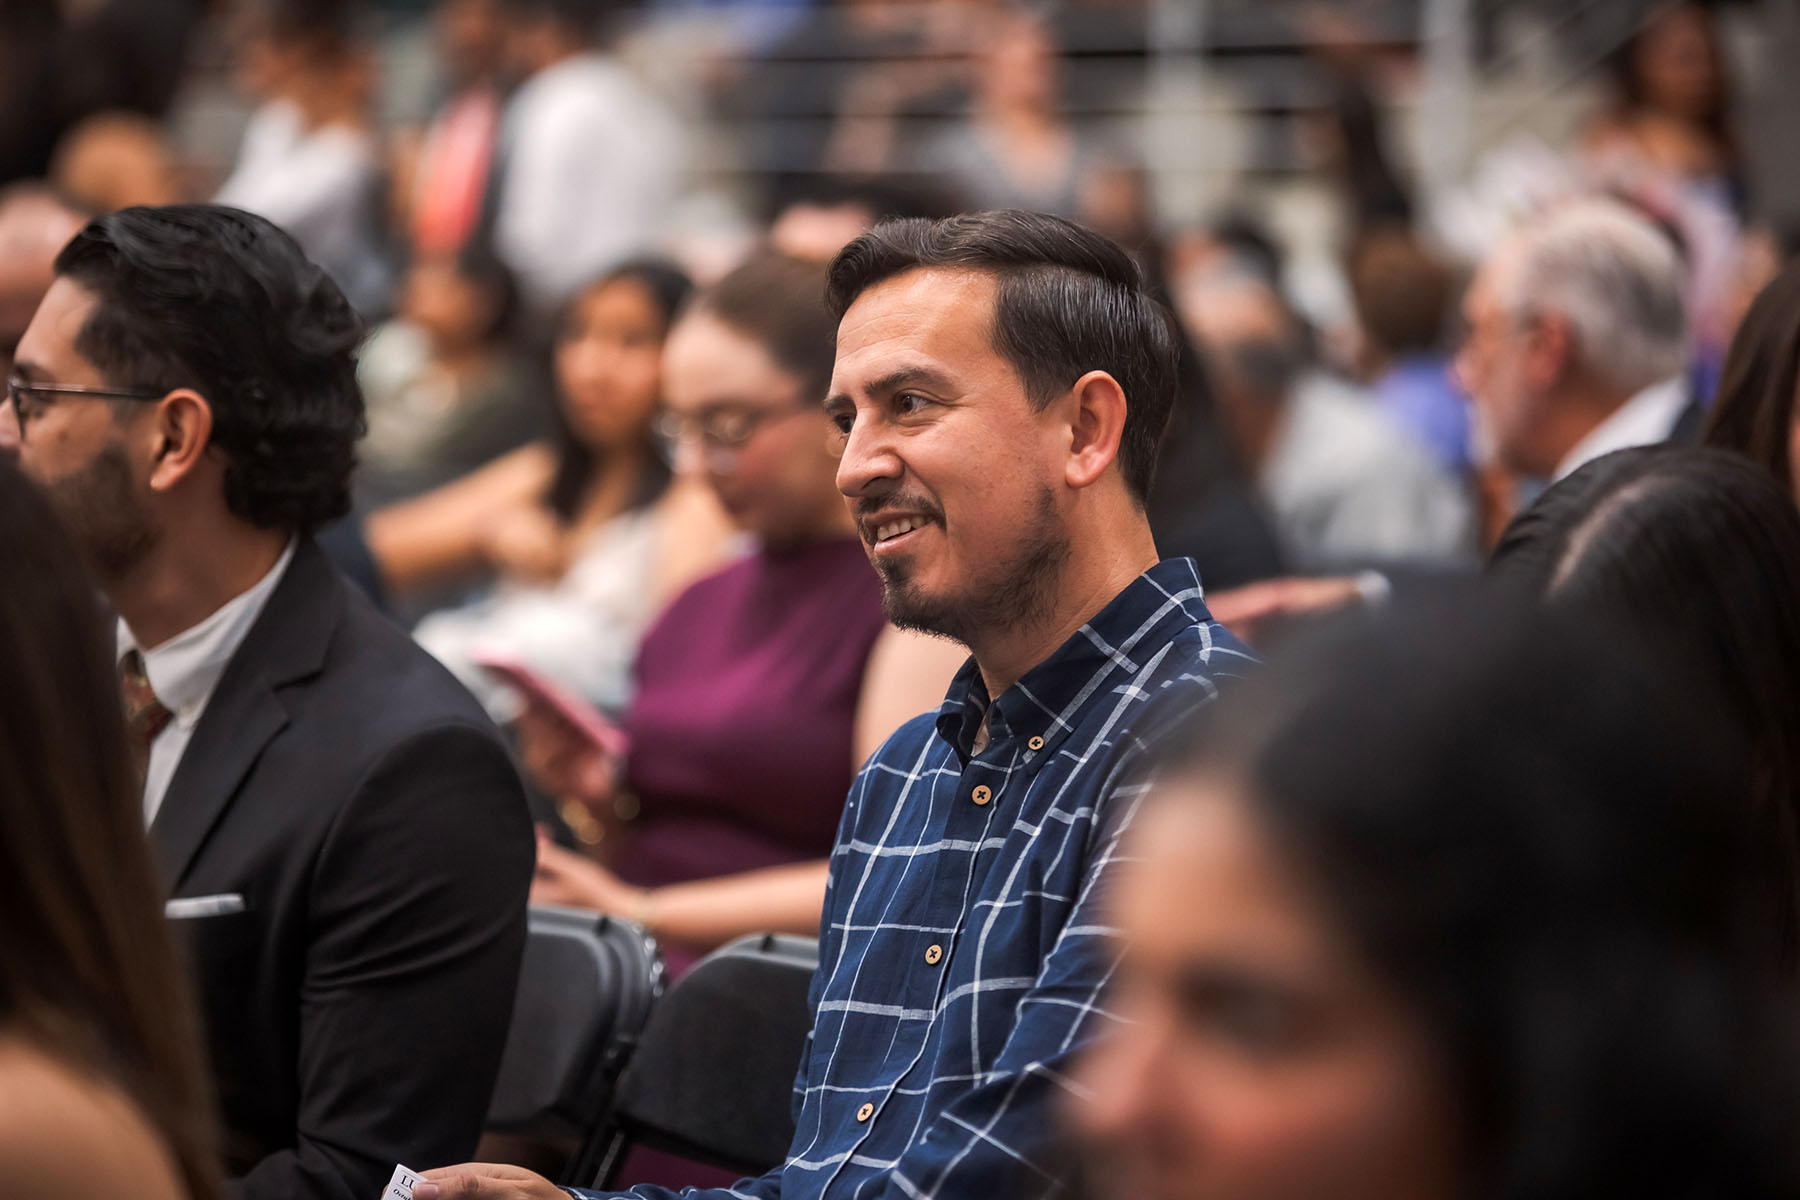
[382,1163,424,1200]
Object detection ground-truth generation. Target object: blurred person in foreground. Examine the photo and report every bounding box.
[0,457,219,1200]
[1073,603,1800,1200]
[416,210,1255,1199]
[518,252,963,974]
[1490,445,1800,966]
[1705,255,1800,502]
[5,204,533,1200]
[1180,264,1473,572]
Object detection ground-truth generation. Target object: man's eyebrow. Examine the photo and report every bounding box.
[822,366,955,410]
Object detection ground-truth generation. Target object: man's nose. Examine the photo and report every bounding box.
[835,418,902,499]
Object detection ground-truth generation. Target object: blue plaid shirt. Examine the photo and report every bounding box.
[575,559,1254,1200]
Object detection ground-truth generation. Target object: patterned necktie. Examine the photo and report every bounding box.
[120,650,174,777]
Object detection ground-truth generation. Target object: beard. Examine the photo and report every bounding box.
[43,440,159,582]
[873,483,1069,647]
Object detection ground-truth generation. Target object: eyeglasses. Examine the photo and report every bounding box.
[652,402,815,462]
[7,375,166,435]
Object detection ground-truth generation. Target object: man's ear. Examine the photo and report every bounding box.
[1063,369,1129,491]
[144,388,214,494]
[1525,312,1573,392]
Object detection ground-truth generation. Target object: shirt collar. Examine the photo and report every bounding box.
[1552,375,1690,481]
[934,559,1214,764]
[116,539,297,727]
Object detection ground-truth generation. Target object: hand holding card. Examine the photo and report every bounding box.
[382,1163,423,1200]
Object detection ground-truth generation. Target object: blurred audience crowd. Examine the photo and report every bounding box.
[8,0,1800,1198]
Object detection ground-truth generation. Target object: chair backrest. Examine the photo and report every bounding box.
[485,905,665,1143]
[576,933,819,1189]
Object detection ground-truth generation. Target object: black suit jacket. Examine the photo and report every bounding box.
[154,539,534,1200]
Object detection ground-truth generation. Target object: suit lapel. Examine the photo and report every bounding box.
[151,538,343,891]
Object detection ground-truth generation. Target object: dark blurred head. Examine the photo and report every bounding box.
[543,257,691,522]
[1705,255,1800,501]
[0,459,220,1200]
[12,205,364,576]
[1073,601,1799,1200]
[1614,1,1729,129]
[400,244,518,352]
[232,0,360,101]
[1491,445,1800,962]
[435,0,510,85]
[975,7,1060,115]
[503,0,627,71]
[1347,228,1455,363]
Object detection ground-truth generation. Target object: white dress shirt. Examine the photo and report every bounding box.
[119,540,296,824]
[1260,372,1477,570]
[214,100,388,312]
[1552,375,1691,481]
[493,52,685,313]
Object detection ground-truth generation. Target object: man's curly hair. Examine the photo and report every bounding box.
[54,204,365,533]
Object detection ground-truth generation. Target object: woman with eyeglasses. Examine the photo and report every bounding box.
[520,251,964,976]
[367,258,736,718]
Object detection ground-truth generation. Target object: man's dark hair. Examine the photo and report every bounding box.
[502,0,627,37]
[54,204,365,533]
[825,210,1179,504]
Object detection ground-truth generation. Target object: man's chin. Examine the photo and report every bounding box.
[879,578,965,643]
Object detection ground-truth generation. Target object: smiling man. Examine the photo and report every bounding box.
[423,210,1253,1200]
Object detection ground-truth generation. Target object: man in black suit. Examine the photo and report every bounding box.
[6,204,535,1200]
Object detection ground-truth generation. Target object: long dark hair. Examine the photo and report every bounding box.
[1490,445,1800,966]
[543,258,693,523]
[1169,601,1800,1199]
[0,460,220,1199]
[1705,256,1800,494]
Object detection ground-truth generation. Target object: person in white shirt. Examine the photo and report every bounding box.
[1182,268,1475,572]
[492,0,686,319]
[1203,201,1702,646]
[1455,199,1697,484]
[213,0,390,313]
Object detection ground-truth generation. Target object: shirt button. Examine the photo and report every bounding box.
[972,785,992,806]
[856,1102,874,1123]
[1027,736,1045,751]
[924,944,943,965]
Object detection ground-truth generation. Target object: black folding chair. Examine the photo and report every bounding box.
[485,906,665,1175]
[574,933,820,1189]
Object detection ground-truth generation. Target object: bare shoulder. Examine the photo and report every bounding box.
[0,1036,188,1200]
